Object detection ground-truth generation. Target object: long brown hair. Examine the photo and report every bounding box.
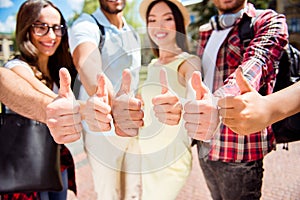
[146,0,189,57]
[16,0,76,87]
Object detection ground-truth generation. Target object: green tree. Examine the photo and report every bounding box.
[69,0,142,29]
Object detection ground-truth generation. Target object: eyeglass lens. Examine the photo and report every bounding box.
[32,23,66,37]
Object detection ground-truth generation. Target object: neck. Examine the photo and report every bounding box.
[158,47,182,64]
[37,55,50,77]
[102,9,124,29]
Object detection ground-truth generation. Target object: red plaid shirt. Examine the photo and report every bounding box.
[197,3,288,162]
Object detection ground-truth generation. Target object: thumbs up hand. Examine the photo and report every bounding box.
[152,68,182,125]
[46,68,82,144]
[112,69,144,137]
[84,73,112,132]
[217,68,266,135]
[183,71,219,141]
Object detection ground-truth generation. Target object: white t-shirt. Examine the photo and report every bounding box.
[69,8,141,96]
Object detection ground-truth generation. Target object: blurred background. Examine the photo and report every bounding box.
[0,0,299,68]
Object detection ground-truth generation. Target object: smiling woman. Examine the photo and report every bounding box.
[0,0,78,200]
[0,0,83,33]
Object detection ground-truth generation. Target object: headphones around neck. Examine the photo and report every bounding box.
[210,8,245,30]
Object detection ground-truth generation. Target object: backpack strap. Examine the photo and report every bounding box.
[90,14,105,51]
[238,10,269,95]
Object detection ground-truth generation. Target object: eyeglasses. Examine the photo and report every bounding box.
[31,23,66,37]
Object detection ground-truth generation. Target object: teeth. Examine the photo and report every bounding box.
[155,33,167,38]
[42,41,55,47]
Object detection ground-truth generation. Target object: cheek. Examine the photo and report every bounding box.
[30,32,39,47]
[147,26,156,40]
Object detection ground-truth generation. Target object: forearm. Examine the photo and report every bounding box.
[0,68,54,123]
[267,81,300,125]
[72,42,114,102]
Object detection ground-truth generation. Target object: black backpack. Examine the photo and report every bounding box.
[239,11,300,147]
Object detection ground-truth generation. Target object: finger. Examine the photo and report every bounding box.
[95,73,108,103]
[115,126,139,137]
[54,133,81,144]
[153,102,182,114]
[191,71,209,100]
[152,93,178,105]
[160,68,169,94]
[119,69,132,95]
[58,68,72,98]
[217,96,235,109]
[236,67,255,94]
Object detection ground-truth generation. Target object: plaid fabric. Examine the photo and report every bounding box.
[0,145,76,200]
[0,193,40,200]
[60,144,77,195]
[197,3,288,162]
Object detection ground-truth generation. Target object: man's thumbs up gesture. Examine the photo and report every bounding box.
[152,68,182,125]
[46,68,82,144]
[112,69,144,137]
[183,71,219,141]
[218,68,267,135]
[84,73,112,132]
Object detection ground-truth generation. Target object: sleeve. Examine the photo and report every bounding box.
[68,13,101,54]
[215,10,289,98]
[4,59,34,76]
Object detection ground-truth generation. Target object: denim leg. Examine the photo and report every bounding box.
[40,169,68,200]
[199,158,264,200]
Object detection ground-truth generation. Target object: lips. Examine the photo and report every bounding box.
[107,0,122,2]
[40,41,55,47]
[155,32,167,39]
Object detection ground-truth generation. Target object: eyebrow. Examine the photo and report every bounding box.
[148,12,173,18]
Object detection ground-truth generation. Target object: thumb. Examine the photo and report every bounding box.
[59,68,72,98]
[160,68,169,94]
[95,73,108,102]
[119,69,132,95]
[235,68,255,94]
[191,71,208,100]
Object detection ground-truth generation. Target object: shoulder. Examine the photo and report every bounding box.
[4,59,34,76]
[5,59,29,69]
[199,23,212,32]
[179,52,200,62]
[69,13,101,53]
[179,53,201,71]
[72,13,95,27]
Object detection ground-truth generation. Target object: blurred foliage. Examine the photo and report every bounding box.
[68,0,142,28]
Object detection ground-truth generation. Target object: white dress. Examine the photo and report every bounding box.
[139,52,194,200]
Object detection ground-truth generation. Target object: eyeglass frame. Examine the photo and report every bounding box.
[31,22,67,37]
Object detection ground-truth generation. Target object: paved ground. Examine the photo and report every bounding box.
[66,139,300,200]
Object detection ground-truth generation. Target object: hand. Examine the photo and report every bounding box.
[183,71,219,141]
[112,69,144,137]
[218,68,268,134]
[46,68,82,144]
[152,68,182,125]
[84,73,112,132]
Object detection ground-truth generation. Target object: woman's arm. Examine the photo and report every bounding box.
[218,68,300,135]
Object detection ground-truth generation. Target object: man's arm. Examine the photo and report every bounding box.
[72,42,114,99]
[0,67,53,123]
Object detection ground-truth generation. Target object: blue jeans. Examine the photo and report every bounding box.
[199,157,264,200]
[39,169,68,200]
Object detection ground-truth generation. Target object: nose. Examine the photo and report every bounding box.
[47,27,56,39]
